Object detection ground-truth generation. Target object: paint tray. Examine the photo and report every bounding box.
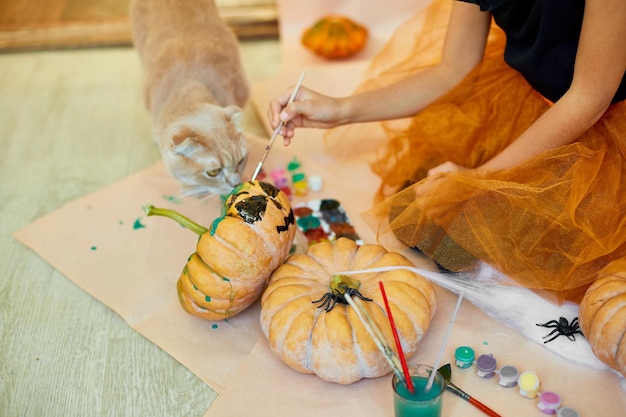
[292,199,363,249]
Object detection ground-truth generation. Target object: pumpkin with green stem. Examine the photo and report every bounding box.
[301,15,368,59]
[260,238,436,384]
[145,181,296,320]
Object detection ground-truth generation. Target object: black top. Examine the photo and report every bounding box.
[458,0,626,103]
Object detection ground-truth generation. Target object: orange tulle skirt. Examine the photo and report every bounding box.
[327,0,626,303]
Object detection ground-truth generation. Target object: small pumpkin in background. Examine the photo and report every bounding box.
[145,181,296,320]
[261,238,436,384]
[579,263,626,379]
[301,15,368,59]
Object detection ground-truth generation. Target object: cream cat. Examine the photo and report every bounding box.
[130,0,249,196]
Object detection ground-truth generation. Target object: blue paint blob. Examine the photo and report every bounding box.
[212,324,218,329]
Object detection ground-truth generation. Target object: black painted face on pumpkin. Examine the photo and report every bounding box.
[225,181,295,233]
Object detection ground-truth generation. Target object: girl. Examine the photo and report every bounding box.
[268,0,626,303]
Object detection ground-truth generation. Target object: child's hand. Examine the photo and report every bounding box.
[268,86,344,145]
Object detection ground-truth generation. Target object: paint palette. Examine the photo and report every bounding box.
[293,199,363,248]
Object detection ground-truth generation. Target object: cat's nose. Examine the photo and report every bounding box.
[228,175,242,187]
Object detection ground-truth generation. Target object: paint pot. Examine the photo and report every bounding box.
[518,370,541,399]
[556,407,580,417]
[271,168,289,189]
[497,365,519,388]
[475,354,497,378]
[293,180,308,196]
[292,172,306,183]
[308,175,323,192]
[538,391,561,414]
[454,346,475,369]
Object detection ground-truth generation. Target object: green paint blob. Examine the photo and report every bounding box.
[205,295,211,302]
[162,194,182,204]
[212,324,218,329]
[483,341,489,345]
[90,246,97,251]
[133,218,146,229]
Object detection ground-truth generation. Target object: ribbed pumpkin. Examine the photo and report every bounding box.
[301,15,368,59]
[579,267,626,378]
[145,181,296,320]
[260,238,436,384]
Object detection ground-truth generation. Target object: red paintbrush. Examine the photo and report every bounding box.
[379,280,415,394]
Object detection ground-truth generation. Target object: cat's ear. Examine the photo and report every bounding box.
[171,137,201,157]
[223,105,244,132]
[170,127,201,156]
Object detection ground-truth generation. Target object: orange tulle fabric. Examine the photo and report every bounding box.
[328,0,626,303]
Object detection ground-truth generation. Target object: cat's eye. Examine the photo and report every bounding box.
[205,168,221,177]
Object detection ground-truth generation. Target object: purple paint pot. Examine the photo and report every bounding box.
[557,407,580,417]
[475,354,497,378]
[538,391,561,414]
[454,346,475,369]
[274,177,289,188]
[497,365,519,388]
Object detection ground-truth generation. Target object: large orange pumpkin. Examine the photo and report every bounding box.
[260,238,436,384]
[301,15,368,59]
[579,265,626,378]
[145,180,296,320]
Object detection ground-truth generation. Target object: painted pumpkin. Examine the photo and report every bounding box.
[579,266,626,378]
[260,238,436,384]
[301,15,368,59]
[145,181,296,320]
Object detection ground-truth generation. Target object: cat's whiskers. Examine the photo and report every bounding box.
[177,184,230,202]
[178,186,213,199]
[198,191,221,205]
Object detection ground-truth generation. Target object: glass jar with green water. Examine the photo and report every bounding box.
[392,364,444,417]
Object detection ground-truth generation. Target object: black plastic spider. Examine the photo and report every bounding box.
[312,275,372,312]
[536,317,584,344]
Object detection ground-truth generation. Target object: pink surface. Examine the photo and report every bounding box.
[14,71,626,415]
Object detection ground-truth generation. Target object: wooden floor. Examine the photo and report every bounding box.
[0,37,281,417]
[0,0,278,51]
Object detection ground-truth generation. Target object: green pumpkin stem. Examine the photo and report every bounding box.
[331,274,362,294]
[143,204,208,235]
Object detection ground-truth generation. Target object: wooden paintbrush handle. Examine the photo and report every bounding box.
[468,397,502,417]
